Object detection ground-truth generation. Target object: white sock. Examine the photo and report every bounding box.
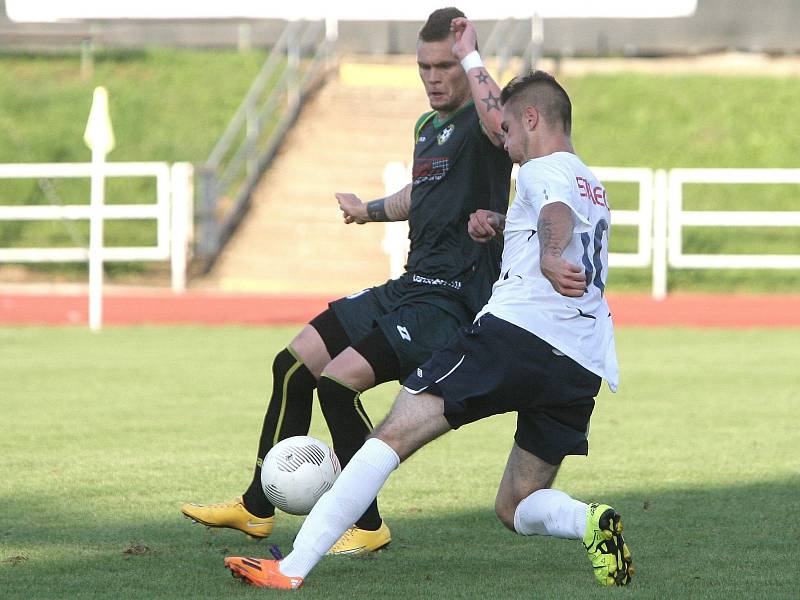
[279,438,400,578]
[513,489,588,540]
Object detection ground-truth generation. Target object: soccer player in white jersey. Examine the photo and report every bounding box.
[222,51,633,590]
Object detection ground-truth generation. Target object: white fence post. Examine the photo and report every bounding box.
[170,162,194,294]
[87,150,106,331]
[382,161,411,279]
[652,169,669,299]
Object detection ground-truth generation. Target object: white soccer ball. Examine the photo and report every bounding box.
[261,436,341,515]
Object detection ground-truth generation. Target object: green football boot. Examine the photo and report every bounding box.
[583,503,634,586]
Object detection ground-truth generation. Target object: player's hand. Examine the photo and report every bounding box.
[336,192,368,225]
[450,17,478,61]
[541,255,587,297]
[468,210,505,243]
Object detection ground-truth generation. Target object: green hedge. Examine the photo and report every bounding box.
[1,56,798,290]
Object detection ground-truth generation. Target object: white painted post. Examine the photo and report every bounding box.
[652,169,668,300]
[325,15,338,43]
[382,161,411,279]
[83,87,115,331]
[170,162,194,294]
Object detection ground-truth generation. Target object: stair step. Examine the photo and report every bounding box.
[202,72,425,294]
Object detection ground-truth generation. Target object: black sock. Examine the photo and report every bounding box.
[317,375,383,531]
[242,348,317,517]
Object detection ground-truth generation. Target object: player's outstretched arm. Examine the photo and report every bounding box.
[336,183,412,225]
[468,209,506,243]
[451,17,504,147]
[538,202,587,297]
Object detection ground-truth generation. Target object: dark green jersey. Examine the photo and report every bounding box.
[403,100,512,314]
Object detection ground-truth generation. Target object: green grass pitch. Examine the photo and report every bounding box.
[1,325,798,598]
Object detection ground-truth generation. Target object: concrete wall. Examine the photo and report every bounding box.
[1,0,798,56]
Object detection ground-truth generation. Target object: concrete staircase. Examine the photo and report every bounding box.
[200,60,428,296]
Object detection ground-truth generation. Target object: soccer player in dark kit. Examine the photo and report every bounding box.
[181,7,512,554]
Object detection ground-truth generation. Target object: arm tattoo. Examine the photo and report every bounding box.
[538,216,558,259]
[366,198,388,222]
[368,184,411,222]
[538,204,574,259]
[480,91,501,112]
[384,184,412,221]
[385,194,408,220]
[475,70,489,84]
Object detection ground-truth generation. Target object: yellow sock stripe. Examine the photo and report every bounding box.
[320,374,373,431]
[272,358,304,446]
[353,394,374,431]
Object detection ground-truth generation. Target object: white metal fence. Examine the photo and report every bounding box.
[0,161,193,292]
[666,168,800,265]
[382,162,800,299]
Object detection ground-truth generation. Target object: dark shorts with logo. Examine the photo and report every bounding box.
[402,313,601,465]
[329,278,473,380]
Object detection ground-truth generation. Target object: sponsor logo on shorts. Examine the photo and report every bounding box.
[416,368,423,377]
[411,273,462,290]
[396,325,411,341]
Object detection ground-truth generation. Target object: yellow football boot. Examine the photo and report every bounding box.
[326,521,391,555]
[583,503,633,586]
[181,497,274,539]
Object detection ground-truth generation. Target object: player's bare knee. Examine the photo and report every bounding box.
[320,348,375,391]
[495,482,525,531]
[494,496,518,532]
[371,418,410,461]
[289,325,331,378]
[370,390,448,462]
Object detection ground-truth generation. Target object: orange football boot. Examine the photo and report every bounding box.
[223,555,303,590]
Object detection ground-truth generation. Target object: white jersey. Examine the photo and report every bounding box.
[477,151,619,391]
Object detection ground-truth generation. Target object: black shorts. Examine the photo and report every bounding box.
[402,313,601,465]
[330,279,473,379]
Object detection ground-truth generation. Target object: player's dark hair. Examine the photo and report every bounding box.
[419,7,466,42]
[500,70,572,134]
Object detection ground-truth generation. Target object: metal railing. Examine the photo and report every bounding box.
[196,19,332,268]
[483,17,543,81]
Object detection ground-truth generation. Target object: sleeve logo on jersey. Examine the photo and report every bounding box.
[576,176,608,208]
[437,124,455,145]
[413,157,449,184]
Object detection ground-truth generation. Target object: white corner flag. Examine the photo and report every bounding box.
[84,86,115,154]
[84,86,115,331]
